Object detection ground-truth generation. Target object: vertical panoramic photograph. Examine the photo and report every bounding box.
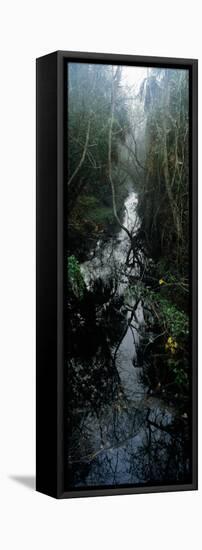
[65,62,191,490]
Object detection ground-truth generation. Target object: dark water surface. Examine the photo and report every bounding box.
[65,193,191,489]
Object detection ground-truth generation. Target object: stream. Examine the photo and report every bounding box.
[66,192,190,488]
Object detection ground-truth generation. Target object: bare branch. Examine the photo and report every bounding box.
[68,117,91,188]
[108,70,132,241]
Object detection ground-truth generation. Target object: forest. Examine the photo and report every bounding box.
[65,62,191,489]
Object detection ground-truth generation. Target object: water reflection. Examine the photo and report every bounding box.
[65,304,191,489]
[66,347,190,487]
[65,193,191,489]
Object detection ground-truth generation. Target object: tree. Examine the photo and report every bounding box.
[67,62,129,258]
[136,68,189,276]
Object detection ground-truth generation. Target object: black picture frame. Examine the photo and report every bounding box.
[36,50,198,499]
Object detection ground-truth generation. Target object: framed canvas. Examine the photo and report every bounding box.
[36,51,198,498]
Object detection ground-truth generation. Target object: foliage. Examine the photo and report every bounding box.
[67,255,85,299]
[165,336,178,354]
[167,357,189,388]
[154,295,189,338]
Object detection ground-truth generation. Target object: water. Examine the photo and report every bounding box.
[81,192,139,288]
[66,192,191,488]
